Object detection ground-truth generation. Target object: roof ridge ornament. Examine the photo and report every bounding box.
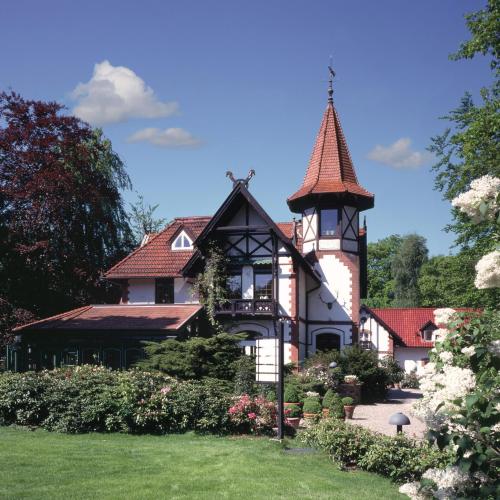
[225,169,255,188]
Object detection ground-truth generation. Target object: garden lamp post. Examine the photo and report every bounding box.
[388,412,411,434]
[328,361,338,370]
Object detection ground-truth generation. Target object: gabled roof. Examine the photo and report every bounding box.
[362,307,474,348]
[183,182,320,282]
[14,304,203,332]
[288,98,374,212]
[106,217,211,279]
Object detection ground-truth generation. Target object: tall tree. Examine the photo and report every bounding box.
[418,252,498,308]
[129,194,166,246]
[0,91,133,325]
[391,234,428,307]
[429,0,500,256]
[363,235,403,307]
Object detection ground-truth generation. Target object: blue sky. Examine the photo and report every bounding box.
[1,0,491,255]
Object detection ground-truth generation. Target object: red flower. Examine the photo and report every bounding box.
[247,412,257,420]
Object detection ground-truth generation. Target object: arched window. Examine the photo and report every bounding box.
[316,333,341,352]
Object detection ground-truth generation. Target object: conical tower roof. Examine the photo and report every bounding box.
[288,86,374,213]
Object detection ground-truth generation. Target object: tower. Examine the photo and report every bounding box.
[287,69,374,353]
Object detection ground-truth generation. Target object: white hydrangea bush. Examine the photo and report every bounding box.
[451,174,500,223]
[400,309,500,499]
[474,250,500,289]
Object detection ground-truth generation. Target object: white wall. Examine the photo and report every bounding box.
[395,347,431,374]
[128,279,155,304]
[361,313,392,358]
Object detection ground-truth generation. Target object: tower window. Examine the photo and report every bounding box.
[320,209,339,237]
[254,272,273,300]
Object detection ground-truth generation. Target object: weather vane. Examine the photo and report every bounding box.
[328,56,335,102]
[226,169,255,188]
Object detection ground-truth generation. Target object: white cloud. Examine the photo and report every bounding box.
[71,60,178,125]
[367,138,431,169]
[127,127,202,148]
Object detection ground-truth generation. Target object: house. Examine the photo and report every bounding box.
[9,74,439,373]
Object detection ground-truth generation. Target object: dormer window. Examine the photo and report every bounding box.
[172,230,193,250]
[421,324,436,342]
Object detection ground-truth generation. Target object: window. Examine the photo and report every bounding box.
[254,273,272,300]
[172,231,193,250]
[155,278,174,304]
[422,328,434,342]
[320,209,339,237]
[226,274,242,299]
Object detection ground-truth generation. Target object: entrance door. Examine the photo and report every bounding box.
[316,333,341,352]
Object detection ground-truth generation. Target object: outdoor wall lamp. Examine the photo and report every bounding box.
[389,412,411,434]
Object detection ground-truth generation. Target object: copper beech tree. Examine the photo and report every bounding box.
[0,91,133,342]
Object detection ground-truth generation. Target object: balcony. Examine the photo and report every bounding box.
[215,299,275,317]
[358,340,375,350]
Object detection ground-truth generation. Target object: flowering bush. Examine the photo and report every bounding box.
[404,309,500,498]
[451,174,500,223]
[227,394,277,435]
[0,366,233,435]
[474,250,500,289]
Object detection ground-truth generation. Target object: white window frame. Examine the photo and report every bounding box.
[172,231,193,251]
[422,328,434,342]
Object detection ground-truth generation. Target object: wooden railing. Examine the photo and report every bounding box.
[215,299,274,316]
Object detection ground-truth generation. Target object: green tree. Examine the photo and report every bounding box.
[129,194,166,246]
[364,235,403,307]
[392,234,428,307]
[138,333,245,381]
[429,0,500,256]
[418,251,499,308]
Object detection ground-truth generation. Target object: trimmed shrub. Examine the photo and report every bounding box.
[285,404,302,418]
[328,393,345,419]
[341,397,354,406]
[301,418,453,482]
[321,388,337,408]
[303,397,322,414]
[284,385,301,403]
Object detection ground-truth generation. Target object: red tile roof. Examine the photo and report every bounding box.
[106,216,211,278]
[15,304,203,332]
[288,100,373,208]
[106,216,306,279]
[368,307,474,348]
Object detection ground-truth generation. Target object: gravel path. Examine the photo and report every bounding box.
[348,388,426,439]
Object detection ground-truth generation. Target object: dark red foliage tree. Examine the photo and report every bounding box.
[0,91,133,336]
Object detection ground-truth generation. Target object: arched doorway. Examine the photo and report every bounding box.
[316,333,341,352]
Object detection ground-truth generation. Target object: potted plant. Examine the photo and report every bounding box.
[321,388,336,417]
[344,375,359,385]
[284,403,301,429]
[284,385,302,408]
[328,393,345,419]
[302,396,322,423]
[342,396,355,419]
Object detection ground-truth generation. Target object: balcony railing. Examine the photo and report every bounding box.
[215,299,275,316]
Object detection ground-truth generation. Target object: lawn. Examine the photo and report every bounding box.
[0,427,404,499]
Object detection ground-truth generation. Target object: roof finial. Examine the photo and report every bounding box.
[328,57,335,103]
[225,169,255,188]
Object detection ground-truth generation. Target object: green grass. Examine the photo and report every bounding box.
[0,427,404,499]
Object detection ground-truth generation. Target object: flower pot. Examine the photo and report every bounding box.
[322,408,330,418]
[286,417,301,429]
[344,405,355,419]
[284,402,301,408]
[303,412,320,422]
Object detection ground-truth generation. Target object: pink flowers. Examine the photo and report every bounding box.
[227,394,277,435]
[160,386,172,395]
